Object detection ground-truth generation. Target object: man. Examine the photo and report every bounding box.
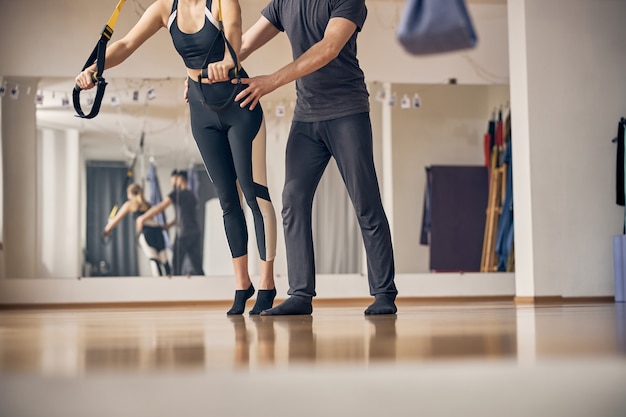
[137,170,205,276]
[235,0,398,315]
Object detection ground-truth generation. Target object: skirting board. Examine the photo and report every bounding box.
[0,273,516,306]
[514,296,615,304]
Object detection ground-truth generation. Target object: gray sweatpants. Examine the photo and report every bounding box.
[282,112,397,299]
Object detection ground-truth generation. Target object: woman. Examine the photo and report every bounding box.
[77,0,277,315]
[104,183,172,277]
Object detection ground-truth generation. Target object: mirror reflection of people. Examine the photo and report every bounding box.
[75,0,278,315]
[229,316,276,368]
[138,170,205,276]
[103,183,172,277]
[232,0,398,315]
[366,315,397,362]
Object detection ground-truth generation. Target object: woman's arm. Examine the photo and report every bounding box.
[103,201,132,236]
[75,0,168,90]
[207,0,243,82]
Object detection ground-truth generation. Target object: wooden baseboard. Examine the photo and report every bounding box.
[0,300,234,310]
[0,296,514,310]
[515,296,615,305]
[395,296,514,305]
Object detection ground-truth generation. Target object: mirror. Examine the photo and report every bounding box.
[2,0,508,278]
[32,78,510,278]
[33,76,364,278]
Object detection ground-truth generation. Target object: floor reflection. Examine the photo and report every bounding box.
[0,302,624,374]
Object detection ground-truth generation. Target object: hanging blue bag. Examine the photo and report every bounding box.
[396,0,478,55]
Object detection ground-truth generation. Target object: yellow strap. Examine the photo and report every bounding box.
[109,204,119,219]
[107,0,126,31]
[218,0,222,23]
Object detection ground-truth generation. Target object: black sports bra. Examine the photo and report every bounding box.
[168,0,224,69]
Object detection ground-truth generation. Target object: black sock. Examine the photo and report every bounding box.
[364,294,397,315]
[163,262,171,276]
[227,284,255,315]
[260,296,312,316]
[249,288,277,315]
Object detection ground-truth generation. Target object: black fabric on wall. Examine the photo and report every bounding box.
[429,165,489,272]
[178,164,216,275]
[617,119,625,206]
[420,167,432,246]
[85,161,139,277]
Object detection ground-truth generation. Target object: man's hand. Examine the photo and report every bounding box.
[136,216,145,233]
[233,75,278,111]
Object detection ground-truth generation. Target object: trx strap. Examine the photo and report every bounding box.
[197,0,242,112]
[109,131,144,219]
[73,0,126,119]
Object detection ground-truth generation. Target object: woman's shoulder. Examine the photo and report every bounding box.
[149,0,176,22]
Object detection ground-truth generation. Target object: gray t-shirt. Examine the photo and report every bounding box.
[261,0,370,122]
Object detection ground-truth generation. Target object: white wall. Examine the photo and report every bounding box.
[360,2,509,85]
[0,77,3,278]
[1,77,39,279]
[0,1,508,85]
[5,0,625,302]
[37,128,82,278]
[509,0,626,297]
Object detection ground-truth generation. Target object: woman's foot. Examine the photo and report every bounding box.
[227,284,255,315]
[249,288,277,315]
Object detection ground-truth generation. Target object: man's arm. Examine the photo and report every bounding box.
[206,0,243,82]
[234,17,357,110]
[239,16,281,62]
[162,220,177,230]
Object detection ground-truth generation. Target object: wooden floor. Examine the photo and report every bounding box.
[1,300,625,416]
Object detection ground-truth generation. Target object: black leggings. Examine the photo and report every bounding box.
[187,76,277,262]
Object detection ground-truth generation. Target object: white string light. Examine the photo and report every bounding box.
[413,93,421,108]
[275,103,286,118]
[400,93,411,109]
[388,92,397,107]
[375,88,386,103]
[35,91,44,106]
[10,85,19,100]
